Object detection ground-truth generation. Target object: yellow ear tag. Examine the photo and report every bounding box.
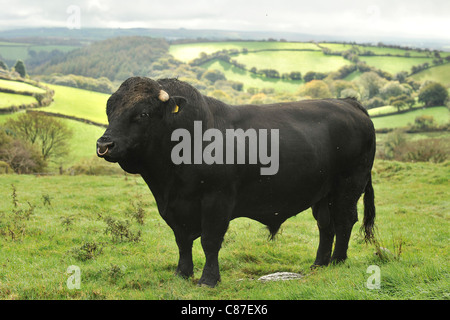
[172,105,179,114]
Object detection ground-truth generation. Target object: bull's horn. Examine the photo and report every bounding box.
[159,90,170,102]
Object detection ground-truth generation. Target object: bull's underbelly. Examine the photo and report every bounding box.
[232,167,330,221]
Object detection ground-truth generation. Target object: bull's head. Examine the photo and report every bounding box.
[97,77,186,173]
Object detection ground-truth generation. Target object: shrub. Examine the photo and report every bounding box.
[0,129,47,174]
[0,161,13,174]
[380,131,449,163]
[397,139,449,163]
[103,216,141,243]
[410,115,437,131]
[69,156,124,175]
[70,241,103,261]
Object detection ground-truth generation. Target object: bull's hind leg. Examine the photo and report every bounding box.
[312,197,335,267]
[329,173,368,264]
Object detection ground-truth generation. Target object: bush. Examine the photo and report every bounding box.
[69,156,124,175]
[0,161,13,174]
[410,115,437,131]
[0,129,46,174]
[397,139,449,163]
[380,130,449,163]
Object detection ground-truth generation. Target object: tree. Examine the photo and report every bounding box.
[5,113,73,161]
[298,80,332,99]
[418,82,448,107]
[0,60,7,70]
[201,69,226,84]
[358,71,387,99]
[289,71,302,81]
[13,60,27,78]
[379,81,408,100]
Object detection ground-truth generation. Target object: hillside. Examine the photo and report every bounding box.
[33,37,169,81]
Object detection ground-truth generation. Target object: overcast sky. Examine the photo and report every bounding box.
[0,0,449,40]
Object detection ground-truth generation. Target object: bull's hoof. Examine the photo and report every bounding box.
[175,270,193,279]
[175,266,193,279]
[310,264,326,270]
[198,276,220,288]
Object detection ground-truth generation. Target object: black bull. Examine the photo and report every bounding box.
[97,77,376,287]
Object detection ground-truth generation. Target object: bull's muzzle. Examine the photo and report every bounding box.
[97,140,114,157]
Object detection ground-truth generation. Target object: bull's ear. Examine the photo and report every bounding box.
[168,96,187,114]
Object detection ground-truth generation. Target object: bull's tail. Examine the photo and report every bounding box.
[362,175,376,243]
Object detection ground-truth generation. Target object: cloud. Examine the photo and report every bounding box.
[0,0,449,40]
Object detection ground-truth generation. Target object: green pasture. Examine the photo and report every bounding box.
[0,92,37,109]
[371,106,449,129]
[0,79,46,94]
[359,56,434,75]
[201,60,303,93]
[37,84,109,125]
[0,160,448,299]
[0,42,79,62]
[411,63,450,86]
[170,41,320,63]
[232,50,352,75]
[319,43,430,57]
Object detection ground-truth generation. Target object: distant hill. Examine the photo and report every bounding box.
[33,36,169,81]
[1,27,449,51]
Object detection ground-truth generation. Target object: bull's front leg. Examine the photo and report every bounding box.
[174,231,194,278]
[198,190,235,288]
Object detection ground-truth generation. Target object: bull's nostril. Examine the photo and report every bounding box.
[97,141,114,157]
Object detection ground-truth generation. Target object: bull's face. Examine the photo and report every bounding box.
[97,77,185,173]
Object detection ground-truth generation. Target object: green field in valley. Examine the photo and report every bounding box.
[411,63,450,86]
[169,41,320,63]
[359,56,434,75]
[0,79,46,94]
[37,84,109,125]
[371,106,449,129]
[0,41,80,62]
[201,59,303,93]
[233,50,352,75]
[0,92,37,109]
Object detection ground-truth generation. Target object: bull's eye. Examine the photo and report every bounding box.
[140,113,150,118]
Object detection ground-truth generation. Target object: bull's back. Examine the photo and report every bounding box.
[229,98,375,218]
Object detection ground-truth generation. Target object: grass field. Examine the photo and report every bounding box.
[371,106,450,129]
[319,43,431,57]
[37,84,109,124]
[411,63,450,86]
[0,92,37,109]
[0,79,46,94]
[233,50,352,75]
[0,160,448,299]
[170,41,320,63]
[201,60,303,93]
[359,56,434,75]
[0,42,79,62]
